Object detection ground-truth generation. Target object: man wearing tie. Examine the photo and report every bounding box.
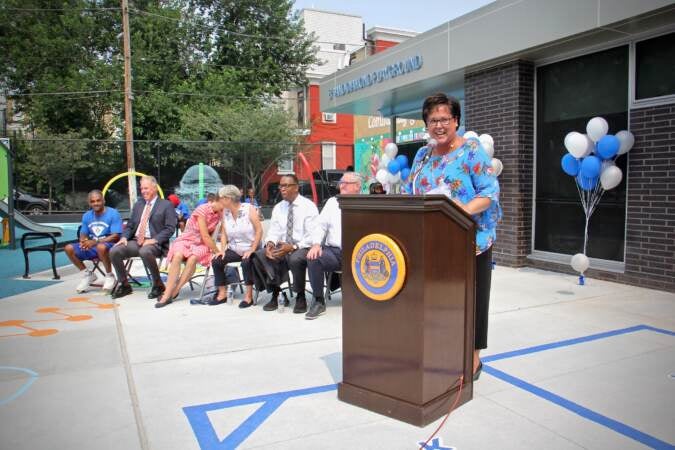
[252,174,318,313]
[109,175,177,299]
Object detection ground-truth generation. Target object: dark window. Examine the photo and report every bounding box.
[635,32,675,100]
[536,45,628,261]
[297,88,305,128]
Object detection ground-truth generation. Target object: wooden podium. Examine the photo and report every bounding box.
[337,195,476,426]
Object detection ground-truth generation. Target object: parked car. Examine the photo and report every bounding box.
[13,189,60,215]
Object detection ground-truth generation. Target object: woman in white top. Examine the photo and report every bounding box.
[210,185,263,307]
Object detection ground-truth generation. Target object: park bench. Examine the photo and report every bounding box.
[21,231,77,280]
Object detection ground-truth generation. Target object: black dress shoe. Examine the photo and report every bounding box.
[238,300,253,309]
[148,284,166,299]
[263,297,278,311]
[154,298,173,308]
[305,301,326,320]
[111,283,133,299]
[473,361,483,381]
[293,297,307,314]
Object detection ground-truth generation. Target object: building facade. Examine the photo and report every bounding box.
[319,0,675,292]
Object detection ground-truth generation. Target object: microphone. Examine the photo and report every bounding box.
[421,138,436,165]
[412,139,437,194]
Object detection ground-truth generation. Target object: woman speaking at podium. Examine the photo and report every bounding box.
[403,92,502,380]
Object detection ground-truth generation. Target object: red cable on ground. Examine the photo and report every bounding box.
[418,375,465,450]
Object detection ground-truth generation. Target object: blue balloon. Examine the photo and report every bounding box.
[561,154,579,176]
[576,175,598,191]
[580,155,601,178]
[596,134,620,160]
[395,154,409,169]
[400,167,411,180]
[387,160,401,175]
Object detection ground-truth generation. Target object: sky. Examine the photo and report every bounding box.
[292,0,496,34]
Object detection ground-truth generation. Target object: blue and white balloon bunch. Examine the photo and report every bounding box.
[374,143,412,192]
[560,117,634,283]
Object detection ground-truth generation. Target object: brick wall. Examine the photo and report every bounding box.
[465,61,534,267]
[623,104,675,291]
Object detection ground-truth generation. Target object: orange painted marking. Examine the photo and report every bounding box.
[0,320,26,327]
[65,315,92,322]
[68,297,119,309]
[28,329,59,337]
[0,297,118,340]
[96,303,117,309]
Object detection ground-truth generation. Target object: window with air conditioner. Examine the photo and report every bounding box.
[322,112,336,123]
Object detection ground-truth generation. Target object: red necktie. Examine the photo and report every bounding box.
[135,203,152,245]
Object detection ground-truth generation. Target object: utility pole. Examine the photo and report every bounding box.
[121,0,137,207]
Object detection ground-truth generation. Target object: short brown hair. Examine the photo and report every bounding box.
[422,93,461,131]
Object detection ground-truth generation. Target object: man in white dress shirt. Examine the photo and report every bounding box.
[253,174,319,313]
[304,171,363,319]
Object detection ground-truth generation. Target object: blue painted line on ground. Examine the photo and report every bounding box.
[0,366,38,406]
[482,325,649,362]
[182,325,675,449]
[183,383,336,450]
[483,365,675,450]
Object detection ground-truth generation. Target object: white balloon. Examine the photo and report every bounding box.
[491,158,503,177]
[463,131,479,140]
[586,117,609,142]
[601,159,615,171]
[600,165,623,190]
[384,142,398,158]
[571,253,590,274]
[479,135,495,158]
[582,134,595,157]
[379,153,391,169]
[479,134,494,147]
[376,169,389,184]
[564,132,588,158]
[615,130,635,155]
[387,172,401,184]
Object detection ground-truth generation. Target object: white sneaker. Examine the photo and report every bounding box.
[76,270,96,293]
[102,274,116,292]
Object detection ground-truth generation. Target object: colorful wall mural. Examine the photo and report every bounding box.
[354,116,426,188]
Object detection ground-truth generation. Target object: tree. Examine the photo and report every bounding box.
[1,0,318,198]
[165,101,297,191]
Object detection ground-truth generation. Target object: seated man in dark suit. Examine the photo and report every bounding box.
[109,175,177,299]
[305,172,363,319]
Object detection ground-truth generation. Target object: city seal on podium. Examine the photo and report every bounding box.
[352,233,407,301]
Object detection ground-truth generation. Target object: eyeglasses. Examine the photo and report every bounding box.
[427,117,454,127]
[279,183,297,189]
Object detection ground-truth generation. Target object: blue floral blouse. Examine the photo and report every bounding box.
[403,138,502,254]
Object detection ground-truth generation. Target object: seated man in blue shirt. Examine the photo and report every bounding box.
[65,190,122,293]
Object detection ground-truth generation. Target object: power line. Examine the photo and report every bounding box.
[0,7,121,11]
[7,90,123,97]
[129,8,384,50]
[7,89,298,100]
[16,138,314,145]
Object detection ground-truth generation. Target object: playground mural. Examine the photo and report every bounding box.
[354,116,426,187]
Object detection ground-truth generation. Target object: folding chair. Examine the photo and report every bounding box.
[324,270,342,302]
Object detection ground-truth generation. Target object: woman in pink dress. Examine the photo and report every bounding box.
[155,190,226,308]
